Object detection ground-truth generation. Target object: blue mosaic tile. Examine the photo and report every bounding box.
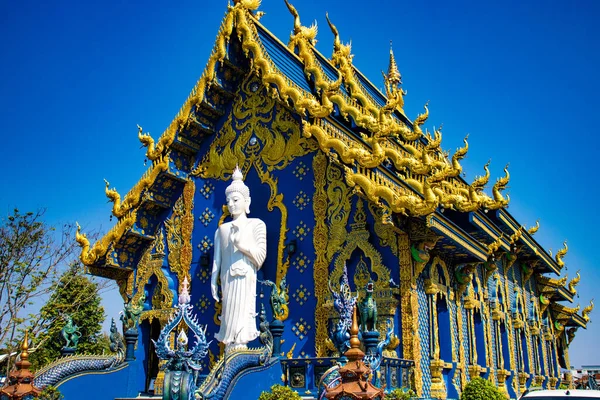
[417,276,432,397]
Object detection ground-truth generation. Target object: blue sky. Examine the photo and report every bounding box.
[1,0,598,367]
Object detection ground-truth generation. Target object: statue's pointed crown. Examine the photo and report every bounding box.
[225,166,250,200]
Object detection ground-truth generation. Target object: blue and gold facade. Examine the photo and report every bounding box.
[74,1,593,399]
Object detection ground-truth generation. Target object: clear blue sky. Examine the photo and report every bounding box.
[1,0,598,367]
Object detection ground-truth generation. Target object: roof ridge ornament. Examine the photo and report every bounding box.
[284,0,317,45]
[555,240,568,267]
[528,219,540,235]
[382,41,407,111]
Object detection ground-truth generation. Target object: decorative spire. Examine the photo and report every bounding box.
[0,331,42,399]
[324,306,383,399]
[179,276,191,305]
[387,41,401,86]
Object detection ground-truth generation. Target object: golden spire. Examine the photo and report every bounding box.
[0,331,42,398]
[387,41,401,86]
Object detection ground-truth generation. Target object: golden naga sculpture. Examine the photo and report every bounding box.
[232,0,261,11]
[528,219,540,235]
[482,163,510,209]
[345,166,438,217]
[557,275,568,287]
[568,270,581,294]
[284,0,317,45]
[582,299,594,322]
[509,226,524,247]
[76,210,138,266]
[555,240,568,268]
[486,233,505,257]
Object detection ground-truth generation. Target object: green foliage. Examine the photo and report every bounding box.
[258,384,302,400]
[385,387,417,400]
[29,265,108,370]
[0,209,80,373]
[460,377,505,400]
[38,385,63,400]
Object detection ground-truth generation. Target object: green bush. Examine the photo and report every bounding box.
[258,384,302,400]
[385,387,417,400]
[460,377,505,400]
[38,385,63,400]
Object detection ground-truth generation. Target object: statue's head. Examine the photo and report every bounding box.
[225,166,251,216]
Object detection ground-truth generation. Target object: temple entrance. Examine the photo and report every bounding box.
[146,318,161,393]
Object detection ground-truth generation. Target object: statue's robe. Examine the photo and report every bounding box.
[213,218,267,345]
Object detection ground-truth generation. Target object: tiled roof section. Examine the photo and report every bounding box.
[255,24,313,94]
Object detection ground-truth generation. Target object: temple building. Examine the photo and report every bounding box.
[64,1,593,399]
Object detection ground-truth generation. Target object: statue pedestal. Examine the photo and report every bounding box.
[124,329,139,361]
[60,347,76,357]
[362,331,380,356]
[269,319,284,357]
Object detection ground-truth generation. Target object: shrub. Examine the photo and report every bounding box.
[385,387,417,400]
[460,377,505,400]
[38,385,63,400]
[258,384,302,400]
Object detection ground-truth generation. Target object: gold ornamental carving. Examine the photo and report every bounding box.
[313,152,330,357]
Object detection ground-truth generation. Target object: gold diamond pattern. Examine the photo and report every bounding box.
[199,208,215,227]
[292,317,311,340]
[293,191,310,211]
[198,236,213,252]
[293,252,310,274]
[196,294,211,313]
[197,268,210,284]
[292,221,311,241]
[200,182,215,199]
[293,284,311,306]
[293,162,308,180]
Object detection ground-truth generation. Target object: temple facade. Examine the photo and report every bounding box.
[69,1,592,399]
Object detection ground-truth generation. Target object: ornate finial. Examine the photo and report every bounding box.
[528,219,540,235]
[346,306,363,361]
[179,276,191,305]
[387,41,401,86]
[555,240,568,267]
[0,331,42,398]
[568,270,580,294]
[583,299,594,322]
[21,330,29,360]
[284,0,317,44]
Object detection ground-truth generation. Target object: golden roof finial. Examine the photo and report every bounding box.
[568,270,581,294]
[528,219,540,235]
[387,41,401,86]
[583,299,594,322]
[555,240,568,268]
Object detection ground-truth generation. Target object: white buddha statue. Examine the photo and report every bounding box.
[211,167,267,351]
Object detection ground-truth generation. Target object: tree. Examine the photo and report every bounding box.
[29,265,109,370]
[258,384,302,400]
[0,209,77,372]
[0,208,114,373]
